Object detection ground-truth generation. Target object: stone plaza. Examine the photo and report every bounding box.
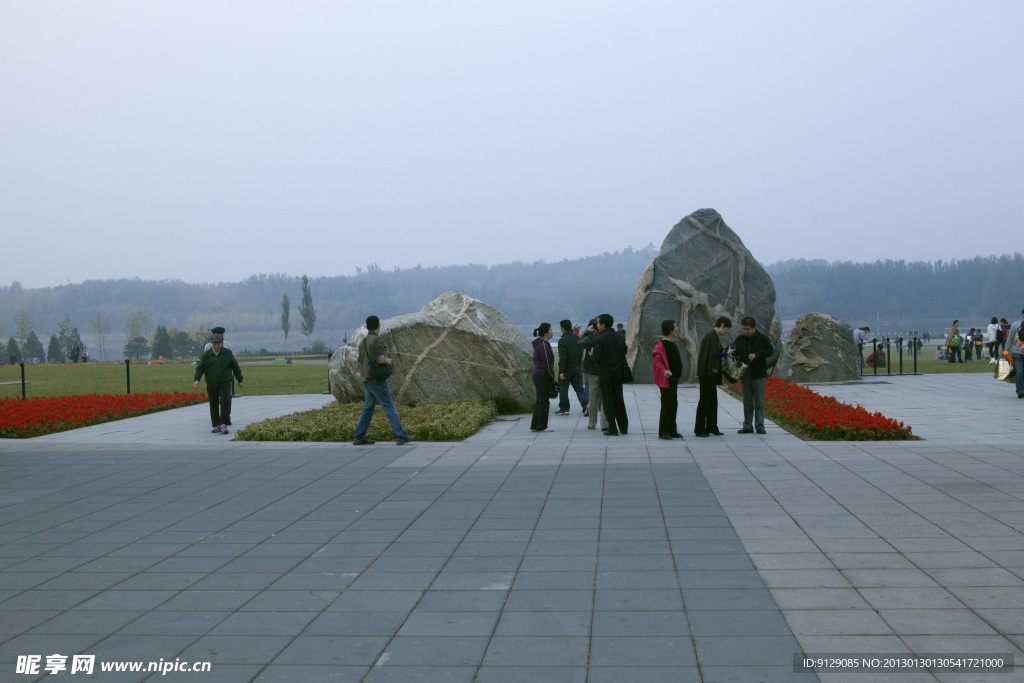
[1,373,1022,681]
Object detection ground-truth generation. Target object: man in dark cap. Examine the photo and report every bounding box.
[194,332,243,434]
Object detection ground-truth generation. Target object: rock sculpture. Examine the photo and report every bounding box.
[626,209,782,383]
[329,291,535,405]
[775,312,860,383]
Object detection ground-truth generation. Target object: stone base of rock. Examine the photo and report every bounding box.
[775,312,860,383]
[329,291,535,406]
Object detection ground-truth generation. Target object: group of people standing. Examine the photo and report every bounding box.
[531,314,629,435]
[945,317,1016,364]
[531,314,775,439]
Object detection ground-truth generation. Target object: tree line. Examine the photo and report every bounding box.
[2,249,1022,361]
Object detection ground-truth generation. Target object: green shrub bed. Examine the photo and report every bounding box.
[235,399,500,442]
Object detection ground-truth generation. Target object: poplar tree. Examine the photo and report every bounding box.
[298,276,317,343]
[281,293,291,351]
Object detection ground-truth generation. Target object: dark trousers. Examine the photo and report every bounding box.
[559,365,588,413]
[948,346,961,363]
[598,373,628,434]
[694,375,719,435]
[659,381,679,437]
[207,382,232,426]
[531,374,552,430]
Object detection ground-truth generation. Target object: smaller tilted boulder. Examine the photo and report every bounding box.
[329,291,535,405]
[774,312,860,383]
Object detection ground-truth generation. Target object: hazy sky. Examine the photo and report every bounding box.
[2,1,1022,289]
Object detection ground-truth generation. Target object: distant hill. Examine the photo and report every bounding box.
[2,249,1021,357]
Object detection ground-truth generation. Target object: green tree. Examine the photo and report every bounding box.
[124,336,150,360]
[152,325,172,359]
[281,292,291,351]
[7,337,21,364]
[14,307,33,345]
[90,312,109,362]
[125,309,154,340]
[55,315,73,361]
[299,275,317,342]
[167,326,193,359]
[23,331,45,363]
[70,327,83,362]
[47,335,62,363]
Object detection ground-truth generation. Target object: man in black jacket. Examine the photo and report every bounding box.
[591,313,628,435]
[556,320,588,416]
[733,316,774,434]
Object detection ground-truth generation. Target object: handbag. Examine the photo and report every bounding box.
[362,337,393,381]
[621,362,633,384]
[995,358,1016,383]
[722,354,748,384]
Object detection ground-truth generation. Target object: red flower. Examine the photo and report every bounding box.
[727,377,916,441]
[0,392,206,439]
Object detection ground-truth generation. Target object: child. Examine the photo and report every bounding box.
[193,333,243,434]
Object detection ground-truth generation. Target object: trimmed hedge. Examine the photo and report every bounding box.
[234,399,499,442]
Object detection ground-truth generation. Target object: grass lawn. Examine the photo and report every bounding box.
[0,360,330,399]
[864,344,1000,375]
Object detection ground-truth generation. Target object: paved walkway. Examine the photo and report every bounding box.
[1,374,1022,681]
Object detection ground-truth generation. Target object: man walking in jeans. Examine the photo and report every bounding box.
[352,315,415,446]
[733,316,774,435]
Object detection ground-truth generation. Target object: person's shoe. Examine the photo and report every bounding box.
[756,426,766,434]
[710,431,725,436]
[540,428,553,433]
[1018,393,1024,399]
[670,432,684,438]
[659,434,673,440]
[352,437,375,445]
[587,425,596,430]
[583,406,589,417]
[738,428,754,434]
[220,425,229,434]
[605,430,619,436]
[557,412,570,416]
[990,359,998,364]
[396,436,416,445]
[211,427,221,433]
[694,432,709,438]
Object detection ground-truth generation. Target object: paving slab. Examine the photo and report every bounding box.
[2,375,1023,680]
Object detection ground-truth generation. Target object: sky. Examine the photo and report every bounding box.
[2,1,1022,290]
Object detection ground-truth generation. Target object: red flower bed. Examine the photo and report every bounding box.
[729,377,917,441]
[0,392,206,439]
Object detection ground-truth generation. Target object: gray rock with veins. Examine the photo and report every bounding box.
[329,291,535,404]
[625,209,782,383]
[775,312,861,383]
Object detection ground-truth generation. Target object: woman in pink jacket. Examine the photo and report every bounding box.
[652,319,683,439]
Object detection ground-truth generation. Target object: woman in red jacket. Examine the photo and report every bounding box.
[652,319,683,440]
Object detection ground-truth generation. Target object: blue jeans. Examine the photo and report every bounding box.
[354,381,410,440]
[1012,353,1024,396]
[558,364,588,413]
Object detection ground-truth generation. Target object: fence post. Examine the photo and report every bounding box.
[125,359,131,395]
[323,352,333,394]
[897,337,904,375]
[872,340,878,376]
[20,363,26,400]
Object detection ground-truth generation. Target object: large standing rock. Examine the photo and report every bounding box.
[775,312,860,383]
[626,209,782,383]
[329,291,535,405]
